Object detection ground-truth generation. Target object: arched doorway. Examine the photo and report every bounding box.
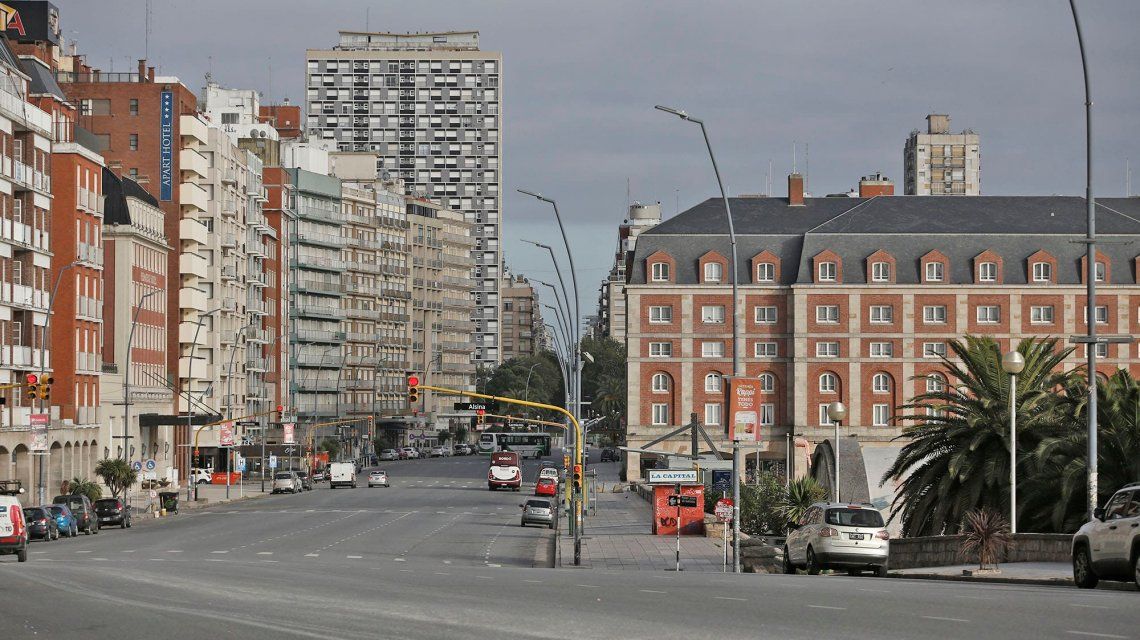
[49,441,63,494]
[12,444,30,492]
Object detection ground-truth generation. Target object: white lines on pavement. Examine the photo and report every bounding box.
[305,553,319,558]
[434,572,451,576]
[1066,632,1129,639]
[806,605,847,611]
[166,550,183,554]
[346,555,362,559]
[442,560,452,564]
[257,552,273,555]
[475,576,494,580]
[640,589,667,594]
[393,557,406,562]
[922,616,969,623]
[260,560,279,563]
[575,584,600,589]
[714,596,746,602]
[120,550,135,553]
[523,579,543,583]
[92,558,108,561]
[1070,604,1110,610]
[485,563,502,568]
[211,550,228,554]
[206,559,227,563]
[75,550,91,554]
[857,588,892,593]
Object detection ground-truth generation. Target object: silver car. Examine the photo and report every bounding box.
[1072,482,1140,589]
[784,502,890,576]
[520,498,556,529]
[271,471,301,494]
[368,470,390,488]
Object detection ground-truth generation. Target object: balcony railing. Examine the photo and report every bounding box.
[77,242,103,266]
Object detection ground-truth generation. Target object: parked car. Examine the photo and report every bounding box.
[400,447,419,460]
[379,449,400,461]
[48,504,78,537]
[52,494,99,535]
[1072,482,1140,589]
[430,446,447,458]
[311,469,327,482]
[784,502,890,577]
[534,477,558,497]
[294,471,314,491]
[600,448,619,462]
[453,444,471,456]
[520,498,556,529]
[271,471,302,494]
[368,471,390,488]
[0,483,29,562]
[93,498,132,529]
[189,468,213,484]
[23,507,59,541]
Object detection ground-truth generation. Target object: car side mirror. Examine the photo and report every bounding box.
[1093,507,1105,521]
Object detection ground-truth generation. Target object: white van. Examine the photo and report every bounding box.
[0,482,28,562]
[329,462,357,489]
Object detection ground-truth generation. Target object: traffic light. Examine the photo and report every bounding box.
[476,409,485,425]
[572,464,583,492]
[37,376,53,401]
[24,374,38,401]
[275,405,285,415]
[407,374,420,405]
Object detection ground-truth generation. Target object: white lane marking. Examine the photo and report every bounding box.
[857,588,891,593]
[75,550,92,554]
[523,579,543,583]
[922,616,970,623]
[261,560,279,563]
[166,550,182,554]
[305,553,319,558]
[399,569,413,573]
[714,596,747,602]
[346,555,362,559]
[807,605,846,611]
[442,560,452,564]
[576,584,599,589]
[257,552,273,555]
[475,576,494,580]
[434,572,451,576]
[120,550,135,553]
[393,557,406,562]
[92,557,108,561]
[1070,604,1110,610]
[211,550,228,554]
[640,589,667,594]
[1066,633,1129,639]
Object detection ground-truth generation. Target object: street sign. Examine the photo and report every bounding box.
[714,498,734,522]
[268,455,278,469]
[145,459,156,471]
[667,494,699,508]
[453,402,490,411]
[235,455,246,473]
[283,422,295,445]
[648,469,698,484]
[236,421,258,426]
[143,471,157,481]
[711,469,732,491]
[131,460,143,472]
[284,446,295,455]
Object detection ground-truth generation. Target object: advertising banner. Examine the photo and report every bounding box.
[282,422,295,445]
[219,424,235,447]
[727,377,760,443]
[29,413,49,451]
[1,2,61,45]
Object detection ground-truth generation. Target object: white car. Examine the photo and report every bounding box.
[368,471,390,488]
[1072,482,1140,589]
[189,468,213,484]
[430,446,449,457]
[379,449,399,461]
[784,502,890,577]
[538,467,560,483]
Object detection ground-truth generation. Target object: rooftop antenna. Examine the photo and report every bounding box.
[805,142,810,196]
[144,0,152,61]
[768,159,773,197]
[1127,159,1132,197]
[674,188,679,216]
[792,141,797,173]
[366,7,370,32]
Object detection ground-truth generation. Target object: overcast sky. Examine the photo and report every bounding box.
[62,0,1140,317]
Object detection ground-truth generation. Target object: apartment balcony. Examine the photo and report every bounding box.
[220,264,238,281]
[344,378,373,391]
[75,295,102,320]
[246,384,270,400]
[246,234,267,258]
[180,115,208,146]
[76,187,105,215]
[295,230,346,249]
[246,329,270,344]
[179,253,208,279]
[291,329,345,344]
[221,168,237,185]
[178,357,215,381]
[74,406,101,426]
[180,182,208,212]
[345,307,378,320]
[344,331,377,343]
[221,233,238,249]
[179,148,208,179]
[246,356,269,372]
[290,303,343,320]
[178,321,210,346]
[179,218,209,246]
[297,204,342,225]
[75,242,103,268]
[0,345,48,370]
[180,287,208,313]
[0,89,51,134]
[289,256,346,273]
[247,270,269,289]
[221,199,238,218]
[246,294,267,316]
[291,279,341,295]
[11,160,50,194]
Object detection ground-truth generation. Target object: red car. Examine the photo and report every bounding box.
[534,477,558,497]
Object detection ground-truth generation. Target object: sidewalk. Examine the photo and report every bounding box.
[557,463,727,572]
[125,479,270,519]
[891,562,1075,586]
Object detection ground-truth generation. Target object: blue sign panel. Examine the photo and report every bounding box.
[159,91,173,200]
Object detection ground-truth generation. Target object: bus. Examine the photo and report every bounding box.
[487,451,522,491]
[477,432,552,459]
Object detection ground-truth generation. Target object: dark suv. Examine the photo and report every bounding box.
[600,448,619,462]
[1072,482,1140,589]
[53,494,99,535]
[93,498,132,529]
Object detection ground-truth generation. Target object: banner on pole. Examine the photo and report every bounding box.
[283,422,295,445]
[219,424,235,447]
[727,377,760,443]
[30,413,49,451]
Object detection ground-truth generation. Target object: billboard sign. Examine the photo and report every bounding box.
[219,424,235,447]
[727,377,760,443]
[29,413,48,451]
[282,422,295,445]
[647,469,698,484]
[159,91,174,200]
[1,2,61,45]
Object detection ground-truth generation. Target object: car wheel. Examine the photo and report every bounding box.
[93,523,99,534]
[17,542,27,562]
[783,546,796,574]
[875,564,889,578]
[1072,545,1099,589]
[1133,548,1140,589]
[548,523,555,530]
[520,521,526,527]
[806,547,822,575]
[121,520,127,529]
[84,524,92,535]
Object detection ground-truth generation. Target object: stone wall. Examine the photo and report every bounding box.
[889,533,1071,569]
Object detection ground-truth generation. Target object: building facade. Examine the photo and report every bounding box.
[500,272,541,360]
[596,202,661,342]
[904,114,981,196]
[306,30,503,366]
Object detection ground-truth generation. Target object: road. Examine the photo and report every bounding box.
[1,454,1136,640]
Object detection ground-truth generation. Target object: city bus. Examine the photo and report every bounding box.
[477,432,552,459]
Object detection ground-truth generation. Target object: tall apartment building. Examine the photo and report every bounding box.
[500,272,542,360]
[904,114,981,196]
[306,30,503,366]
[596,202,661,342]
[408,196,475,437]
[624,178,1140,496]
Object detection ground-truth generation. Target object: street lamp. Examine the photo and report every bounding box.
[656,104,742,572]
[523,362,541,402]
[827,402,848,502]
[35,261,80,504]
[187,304,229,501]
[1002,350,1025,533]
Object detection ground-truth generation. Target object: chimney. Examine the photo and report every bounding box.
[137,59,146,78]
[788,173,805,206]
[858,172,894,198]
[926,114,950,135]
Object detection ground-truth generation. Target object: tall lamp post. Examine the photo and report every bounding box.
[656,104,742,572]
[1002,350,1025,533]
[122,287,160,511]
[36,261,80,504]
[186,305,228,501]
[827,402,848,502]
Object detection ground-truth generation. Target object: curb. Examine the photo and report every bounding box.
[889,572,1073,587]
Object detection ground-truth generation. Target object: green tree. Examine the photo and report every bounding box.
[94,459,138,498]
[454,425,468,444]
[884,336,1077,536]
[581,336,626,433]
[781,477,828,527]
[68,477,102,501]
[484,353,566,419]
[318,438,339,457]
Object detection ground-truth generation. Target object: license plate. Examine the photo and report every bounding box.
[848,533,865,540]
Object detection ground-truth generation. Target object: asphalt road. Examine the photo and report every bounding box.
[2,454,1136,640]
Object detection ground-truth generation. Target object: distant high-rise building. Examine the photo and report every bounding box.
[500,272,542,360]
[903,114,980,196]
[306,30,503,366]
[596,202,662,342]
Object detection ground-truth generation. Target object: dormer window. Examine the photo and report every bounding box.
[978,262,997,283]
[1094,261,1106,282]
[1032,262,1051,283]
[651,262,670,282]
[818,262,837,282]
[925,262,944,282]
[756,263,775,282]
[704,262,723,283]
[871,262,891,282]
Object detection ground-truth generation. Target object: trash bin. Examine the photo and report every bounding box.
[159,491,179,514]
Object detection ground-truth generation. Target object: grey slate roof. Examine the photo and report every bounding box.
[23,59,65,101]
[629,196,1140,286]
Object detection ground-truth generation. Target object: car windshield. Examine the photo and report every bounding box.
[23,508,44,518]
[274,472,293,480]
[825,508,885,528]
[296,472,308,478]
[94,500,119,508]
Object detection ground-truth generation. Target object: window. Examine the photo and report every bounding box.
[1030,305,1054,324]
[923,305,947,324]
[1083,306,1109,325]
[129,98,139,115]
[650,262,670,282]
[1094,261,1106,282]
[926,374,946,393]
[818,261,837,282]
[925,261,944,282]
[816,341,839,357]
[221,113,239,125]
[759,373,775,393]
[1032,262,1051,282]
[872,373,891,393]
[129,168,138,179]
[704,373,723,393]
[129,134,138,151]
[976,305,1001,324]
[1092,343,1108,359]
[870,342,893,358]
[816,305,839,324]
[755,342,777,357]
[704,403,722,426]
[704,262,723,283]
[649,342,672,357]
[869,305,893,324]
[759,403,775,426]
[923,342,947,358]
[651,373,670,393]
[872,404,890,427]
[819,373,837,393]
[756,263,775,282]
[754,306,777,324]
[652,403,669,426]
[871,261,891,282]
[648,305,673,324]
[701,341,725,358]
[819,405,835,426]
[702,305,725,324]
[978,262,997,283]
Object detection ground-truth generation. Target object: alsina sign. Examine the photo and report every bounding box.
[159,91,173,201]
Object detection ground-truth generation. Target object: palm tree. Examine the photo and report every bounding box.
[883,336,1078,536]
[68,477,102,501]
[781,477,827,527]
[93,459,137,498]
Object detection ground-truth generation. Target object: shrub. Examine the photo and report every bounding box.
[959,508,1013,569]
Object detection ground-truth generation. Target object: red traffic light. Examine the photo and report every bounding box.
[407,375,420,387]
[25,374,38,385]
[275,405,284,413]
[476,409,485,416]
